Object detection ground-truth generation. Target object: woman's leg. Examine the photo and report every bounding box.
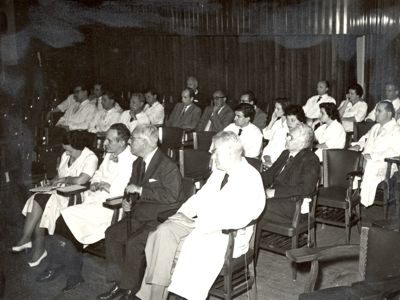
[16,200,43,246]
[30,222,46,261]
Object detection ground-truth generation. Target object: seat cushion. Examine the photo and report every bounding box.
[318,187,349,208]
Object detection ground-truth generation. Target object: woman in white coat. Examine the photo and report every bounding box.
[314,102,346,161]
[13,131,98,267]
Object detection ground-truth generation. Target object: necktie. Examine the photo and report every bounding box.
[179,106,187,119]
[316,96,322,103]
[72,103,81,114]
[238,129,243,136]
[220,173,229,190]
[138,159,146,185]
[279,155,293,174]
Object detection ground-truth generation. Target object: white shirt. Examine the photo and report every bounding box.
[119,110,151,132]
[338,100,368,132]
[57,94,76,112]
[170,159,265,300]
[366,98,400,121]
[262,118,288,164]
[88,106,121,133]
[143,101,165,125]
[351,119,400,206]
[314,120,346,161]
[224,123,263,158]
[303,94,336,119]
[89,96,123,113]
[56,99,97,130]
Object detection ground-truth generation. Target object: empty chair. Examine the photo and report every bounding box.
[158,127,184,158]
[316,149,362,244]
[178,149,212,187]
[193,131,216,151]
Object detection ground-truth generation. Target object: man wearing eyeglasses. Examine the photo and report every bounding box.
[196,90,235,132]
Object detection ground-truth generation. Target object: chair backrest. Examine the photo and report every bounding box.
[245,156,262,172]
[360,226,400,281]
[182,177,196,201]
[323,149,361,188]
[179,149,212,178]
[193,131,216,151]
[353,121,375,142]
[159,127,184,148]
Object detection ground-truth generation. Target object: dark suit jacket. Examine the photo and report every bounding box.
[196,105,235,132]
[261,148,320,199]
[166,102,201,129]
[129,148,184,222]
[260,148,320,222]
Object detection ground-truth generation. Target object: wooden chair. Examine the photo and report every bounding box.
[193,131,216,151]
[208,219,258,300]
[159,127,185,159]
[255,187,319,280]
[315,149,362,244]
[352,121,375,142]
[286,226,400,299]
[178,149,212,188]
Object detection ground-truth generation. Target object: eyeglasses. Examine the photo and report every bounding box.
[213,96,225,100]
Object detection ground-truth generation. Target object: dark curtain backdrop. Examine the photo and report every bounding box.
[90,29,356,112]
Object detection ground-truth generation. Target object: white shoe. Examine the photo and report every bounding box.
[11,241,32,253]
[28,250,48,268]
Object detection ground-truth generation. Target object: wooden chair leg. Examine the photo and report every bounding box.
[356,204,362,233]
[224,271,232,300]
[345,208,351,244]
[291,235,298,280]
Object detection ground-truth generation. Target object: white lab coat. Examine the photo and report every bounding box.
[262,118,288,164]
[61,146,137,245]
[22,148,98,234]
[314,120,346,161]
[168,159,265,300]
[352,119,400,206]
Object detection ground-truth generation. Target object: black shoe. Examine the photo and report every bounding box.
[35,266,64,282]
[62,276,84,292]
[118,289,139,300]
[97,283,125,300]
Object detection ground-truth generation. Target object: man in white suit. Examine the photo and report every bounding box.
[136,131,265,300]
[350,101,400,207]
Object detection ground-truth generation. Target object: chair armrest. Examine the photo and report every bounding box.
[102,196,123,210]
[222,219,258,234]
[347,170,363,179]
[286,244,359,263]
[56,185,89,197]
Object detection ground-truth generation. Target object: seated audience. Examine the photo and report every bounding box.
[262,98,290,166]
[196,90,235,132]
[15,131,98,267]
[61,123,136,245]
[350,101,400,207]
[166,88,201,129]
[338,83,368,132]
[143,88,164,125]
[224,103,263,158]
[96,124,183,299]
[56,86,97,131]
[262,104,306,167]
[303,80,336,126]
[314,103,346,161]
[89,83,104,110]
[136,131,265,300]
[88,91,121,133]
[186,76,207,110]
[240,90,267,130]
[261,123,320,223]
[120,93,151,132]
[366,83,400,122]
[46,85,81,122]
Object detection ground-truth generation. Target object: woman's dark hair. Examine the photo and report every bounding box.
[62,130,91,151]
[348,83,364,97]
[275,98,290,112]
[284,104,306,123]
[319,102,340,121]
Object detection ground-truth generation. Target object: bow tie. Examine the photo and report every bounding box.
[110,154,119,163]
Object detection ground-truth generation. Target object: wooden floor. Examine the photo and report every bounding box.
[1,190,385,300]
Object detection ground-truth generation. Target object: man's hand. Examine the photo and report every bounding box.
[266,188,275,198]
[122,198,132,212]
[97,182,111,193]
[90,182,99,191]
[349,145,361,151]
[363,153,372,160]
[125,184,141,194]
